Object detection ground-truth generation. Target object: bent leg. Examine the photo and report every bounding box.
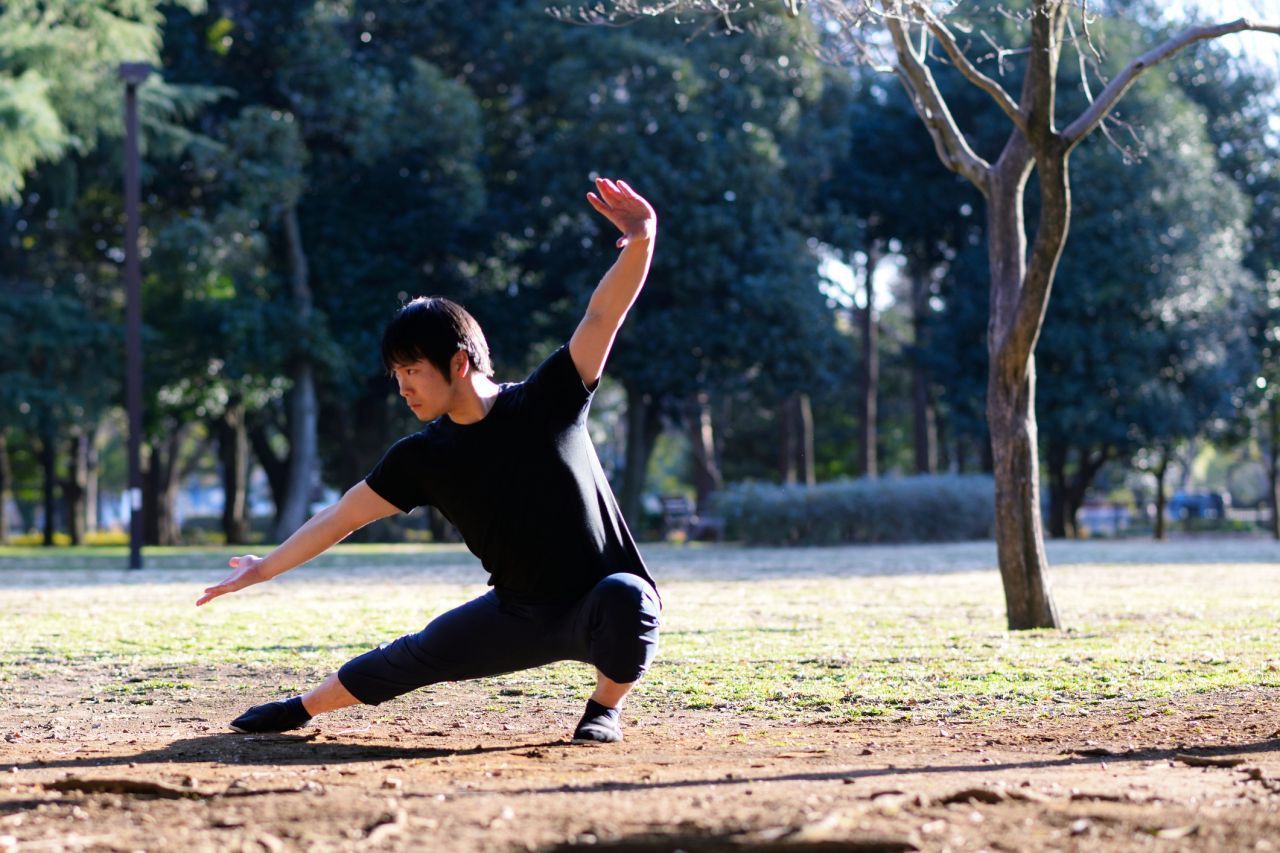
[580,573,661,689]
[570,574,661,743]
[337,590,570,706]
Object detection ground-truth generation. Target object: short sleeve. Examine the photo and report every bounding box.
[364,434,432,513]
[521,344,595,424]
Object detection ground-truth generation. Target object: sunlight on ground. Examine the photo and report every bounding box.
[2,539,1278,722]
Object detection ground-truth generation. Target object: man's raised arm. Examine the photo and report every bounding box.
[569,178,657,387]
[196,481,399,606]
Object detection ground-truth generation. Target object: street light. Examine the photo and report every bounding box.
[120,62,151,570]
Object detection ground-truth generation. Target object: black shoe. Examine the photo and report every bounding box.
[572,699,622,744]
[229,697,312,733]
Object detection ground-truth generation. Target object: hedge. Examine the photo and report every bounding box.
[710,474,996,546]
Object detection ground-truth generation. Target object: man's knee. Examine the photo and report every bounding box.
[588,574,660,684]
[593,573,660,620]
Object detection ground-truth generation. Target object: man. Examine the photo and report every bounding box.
[197,177,660,744]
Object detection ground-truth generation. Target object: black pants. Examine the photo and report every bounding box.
[337,573,661,706]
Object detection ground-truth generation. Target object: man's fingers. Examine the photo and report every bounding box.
[597,177,623,200]
[587,191,610,211]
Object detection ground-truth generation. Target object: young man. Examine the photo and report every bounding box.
[197,178,660,744]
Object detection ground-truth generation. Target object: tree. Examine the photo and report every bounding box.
[0,0,200,200]
[593,0,1280,628]
[1037,51,1255,538]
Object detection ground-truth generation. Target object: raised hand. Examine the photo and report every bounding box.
[197,554,267,606]
[586,178,657,249]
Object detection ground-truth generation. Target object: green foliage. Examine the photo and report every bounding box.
[712,474,995,545]
[0,0,206,201]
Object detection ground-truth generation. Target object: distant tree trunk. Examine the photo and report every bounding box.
[1047,439,1069,539]
[1048,441,1109,539]
[797,392,815,486]
[39,416,57,547]
[858,251,879,479]
[1268,399,1279,541]
[275,204,321,542]
[686,391,723,510]
[910,269,938,475]
[216,402,251,546]
[1153,448,1170,541]
[143,426,187,546]
[0,427,11,544]
[777,391,815,486]
[619,384,662,530]
[249,419,290,520]
[427,506,461,543]
[63,430,89,545]
[85,421,100,534]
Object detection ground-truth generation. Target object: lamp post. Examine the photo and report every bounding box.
[120,62,151,570]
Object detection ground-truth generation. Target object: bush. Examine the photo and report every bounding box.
[710,475,996,546]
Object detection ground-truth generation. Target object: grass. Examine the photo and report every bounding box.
[2,538,1278,721]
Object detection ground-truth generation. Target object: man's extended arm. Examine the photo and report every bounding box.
[196,481,399,606]
[569,178,657,388]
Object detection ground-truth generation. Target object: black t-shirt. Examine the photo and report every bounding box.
[365,344,656,603]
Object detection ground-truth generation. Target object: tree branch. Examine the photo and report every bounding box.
[906,1,1027,134]
[882,3,991,193]
[1062,17,1280,149]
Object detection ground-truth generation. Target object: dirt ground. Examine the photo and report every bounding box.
[3,675,1279,852]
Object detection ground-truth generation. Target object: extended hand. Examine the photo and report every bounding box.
[587,178,656,249]
[197,555,267,606]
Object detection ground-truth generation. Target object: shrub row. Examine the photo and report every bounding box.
[710,474,996,546]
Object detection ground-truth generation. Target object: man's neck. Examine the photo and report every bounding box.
[446,374,501,425]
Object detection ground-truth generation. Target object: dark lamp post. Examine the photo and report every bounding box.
[120,62,152,570]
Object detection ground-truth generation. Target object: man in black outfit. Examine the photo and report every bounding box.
[197,178,660,744]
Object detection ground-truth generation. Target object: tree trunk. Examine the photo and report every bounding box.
[275,204,320,541]
[619,384,661,530]
[1064,447,1108,538]
[797,391,815,486]
[777,391,815,487]
[910,269,938,475]
[63,430,89,545]
[1269,398,1279,540]
[143,427,185,546]
[984,136,1064,630]
[687,391,722,511]
[1153,448,1169,541]
[0,427,11,545]
[217,403,251,546]
[39,417,57,547]
[858,251,879,479]
[427,506,461,543]
[1046,439,1068,539]
[779,393,797,485]
[249,419,291,519]
[85,421,100,534]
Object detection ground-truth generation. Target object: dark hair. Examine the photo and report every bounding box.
[381,296,493,379]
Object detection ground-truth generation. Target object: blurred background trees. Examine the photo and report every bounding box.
[2,1,1276,547]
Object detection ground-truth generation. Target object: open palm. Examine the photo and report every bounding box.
[586,178,656,249]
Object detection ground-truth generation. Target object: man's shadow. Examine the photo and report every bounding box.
[13,733,573,773]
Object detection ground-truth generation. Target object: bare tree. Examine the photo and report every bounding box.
[571,0,1279,628]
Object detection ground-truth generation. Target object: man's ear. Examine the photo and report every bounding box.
[452,350,471,380]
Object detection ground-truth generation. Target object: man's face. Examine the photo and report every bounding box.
[392,359,453,422]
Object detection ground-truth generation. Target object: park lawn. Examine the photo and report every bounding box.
[1,538,1277,722]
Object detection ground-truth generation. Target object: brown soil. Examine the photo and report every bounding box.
[3,676,1279,852]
